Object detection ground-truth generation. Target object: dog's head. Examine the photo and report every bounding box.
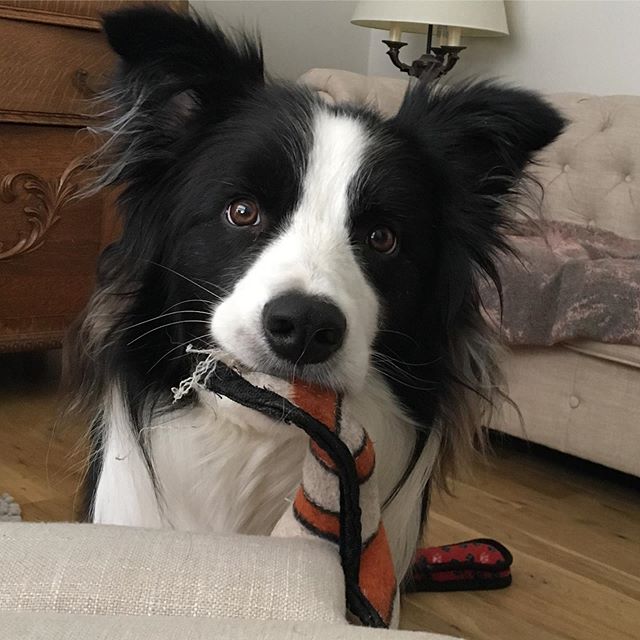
[82,8,563,442]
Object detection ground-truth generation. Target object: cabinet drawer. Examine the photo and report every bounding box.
[0,16,115,126]
[1,1,136,23]
[0,2,185,27]
[0,124,115,351]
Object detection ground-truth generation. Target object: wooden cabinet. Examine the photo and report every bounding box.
[0,1,183,352]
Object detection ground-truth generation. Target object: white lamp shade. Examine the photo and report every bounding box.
[351,1,509,37]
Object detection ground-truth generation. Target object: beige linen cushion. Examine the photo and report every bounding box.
[565,339,640,369]
[532,94,640,239]
[0,523,345,623]
[496,345,640,475]
[0,611,461,640]
[0,524,463,639]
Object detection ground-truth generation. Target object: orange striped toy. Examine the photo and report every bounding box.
[204,362,398,628]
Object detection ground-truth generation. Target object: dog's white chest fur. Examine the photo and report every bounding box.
[92,373,435,579]
[152,399,308,534]
[94,384,306,534]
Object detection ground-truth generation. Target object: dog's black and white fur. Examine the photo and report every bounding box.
[70,7,564,586]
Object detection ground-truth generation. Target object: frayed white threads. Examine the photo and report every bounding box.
[171,345,219,402]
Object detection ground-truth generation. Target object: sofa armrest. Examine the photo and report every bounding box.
[299,68,409,118]
[0,523,463,638]
[0,523,345,623]
[0,611,462,639]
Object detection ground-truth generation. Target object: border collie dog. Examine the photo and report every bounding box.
[71,7,563,585]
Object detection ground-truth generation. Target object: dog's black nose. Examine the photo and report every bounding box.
[262,292,347,365]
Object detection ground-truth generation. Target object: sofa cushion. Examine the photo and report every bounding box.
[531,94,640,240]
[494,346,640,476]
[0,523,345,623]
[564,339,640,369]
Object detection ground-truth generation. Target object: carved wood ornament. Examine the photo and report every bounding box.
[0,157,84,260]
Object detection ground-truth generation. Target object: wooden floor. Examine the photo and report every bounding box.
[1,352,639,640]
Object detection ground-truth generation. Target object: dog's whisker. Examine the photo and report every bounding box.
[191,277,231,296]
[147,333,212,373]
[371,363,437,392]
[372,351,440,369]
[292,328,326,379]
[116,310,211,334]
[163,298,212,312]
[376,329,421,347]
[147,261,227,301]
[372,352,438,386]
[126,320,212,346]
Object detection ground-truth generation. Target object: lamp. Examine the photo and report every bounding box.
[351,1,508,84]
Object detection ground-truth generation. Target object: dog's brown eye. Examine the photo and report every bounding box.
[226,199,260,227]
[368,226,397,254]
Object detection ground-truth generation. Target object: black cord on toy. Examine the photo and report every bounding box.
[203,361,386,628]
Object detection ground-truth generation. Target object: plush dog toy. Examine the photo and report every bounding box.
[174,351,511,628]
[199,359,398,628]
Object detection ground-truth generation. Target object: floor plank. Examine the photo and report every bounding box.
[402,444,640,639]
[1,351,639,639]
[0,352,88,522]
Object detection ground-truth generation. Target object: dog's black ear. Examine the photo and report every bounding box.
[392,81,565,323]
[393,81,565,197]
[96,6,264,185]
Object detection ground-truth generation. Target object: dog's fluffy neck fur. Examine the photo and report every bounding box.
[93,370,437,580]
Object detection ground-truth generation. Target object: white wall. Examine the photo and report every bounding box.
[191,1,370,81]
[191,1,640,95]
[368,1,640,96]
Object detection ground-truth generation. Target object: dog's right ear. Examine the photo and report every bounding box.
[96,6,264,185]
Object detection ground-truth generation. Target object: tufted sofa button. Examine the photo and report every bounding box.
[569,395,580,409]
[625,175,633,183]
[563,164,570,173]
[586,220,596,229]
